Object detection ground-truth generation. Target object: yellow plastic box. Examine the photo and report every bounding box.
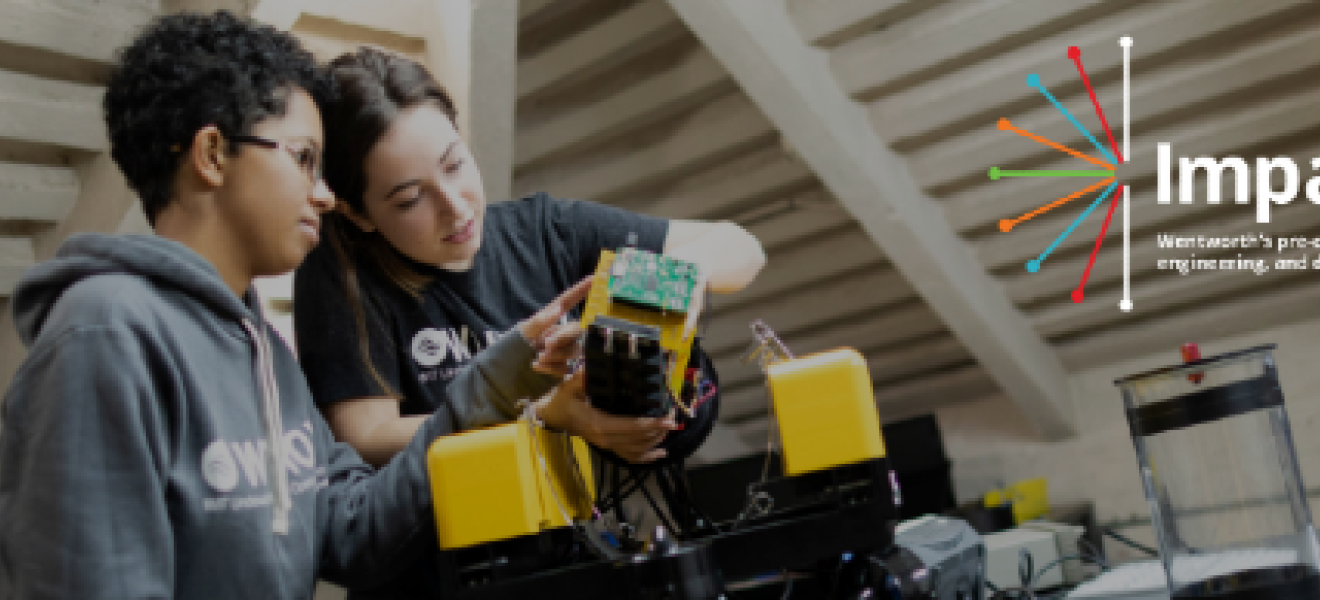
[427,423,594,550]
[767,348,887,476]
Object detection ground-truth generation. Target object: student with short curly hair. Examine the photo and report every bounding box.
[0,10,584,598]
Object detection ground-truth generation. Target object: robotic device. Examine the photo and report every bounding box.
[580,245,703,424]
[425,244,923,599]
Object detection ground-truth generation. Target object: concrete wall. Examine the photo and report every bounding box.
[938,315,1320,562]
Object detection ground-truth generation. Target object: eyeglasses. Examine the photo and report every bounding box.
[230,134,323,187]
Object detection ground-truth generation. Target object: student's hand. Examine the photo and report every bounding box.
[518,277,592,350]
[532,322,583,377]
[535,369,678,463]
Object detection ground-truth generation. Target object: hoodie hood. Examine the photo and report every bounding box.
[12,233,255,346]
[10,232,294,534]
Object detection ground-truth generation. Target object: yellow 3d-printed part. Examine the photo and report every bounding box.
[581,249,695,400]
[427,423,595,550]
[532,428,596,529]
[767,348,887,476]
[427,424,538,550]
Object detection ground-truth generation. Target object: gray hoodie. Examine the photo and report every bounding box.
[0,234,556,599]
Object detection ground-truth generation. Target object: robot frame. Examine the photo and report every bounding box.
[424,244,977,599]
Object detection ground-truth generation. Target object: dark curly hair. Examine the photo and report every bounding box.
[103,10,329,224]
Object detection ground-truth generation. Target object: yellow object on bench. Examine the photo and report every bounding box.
[984,477,1049,524]
[427,422,595,550]
[767,348,887,476]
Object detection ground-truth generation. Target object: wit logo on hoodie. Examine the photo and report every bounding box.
[201,440,241,493]
[201,421,325,513]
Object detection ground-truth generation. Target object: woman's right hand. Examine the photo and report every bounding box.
[531,321,583,377]
[535,369,678,463]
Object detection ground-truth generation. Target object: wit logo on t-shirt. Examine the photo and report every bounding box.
[411,328,463,367]
[411,326,502,380]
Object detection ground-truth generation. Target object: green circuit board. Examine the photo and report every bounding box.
[606,247,700,313]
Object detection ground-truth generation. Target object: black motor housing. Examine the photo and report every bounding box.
[582,317,719,466]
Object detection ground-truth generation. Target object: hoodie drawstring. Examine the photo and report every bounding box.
[242,319,292,535]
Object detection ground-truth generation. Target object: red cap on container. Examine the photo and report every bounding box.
[1181,343,1203,383]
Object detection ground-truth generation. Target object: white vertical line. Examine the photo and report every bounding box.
[1120,37,1133,312]
[1120,185,1132,312]
[1120,36,1132,162]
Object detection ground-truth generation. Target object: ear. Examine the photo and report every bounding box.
[187,125,227,188]
[338,201,377,233]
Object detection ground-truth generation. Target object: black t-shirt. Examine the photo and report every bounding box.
[293,193,668,417]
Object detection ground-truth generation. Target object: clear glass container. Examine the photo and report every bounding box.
[1116,345,1320,599]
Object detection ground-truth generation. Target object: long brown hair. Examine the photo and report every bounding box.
[320,47,460,396]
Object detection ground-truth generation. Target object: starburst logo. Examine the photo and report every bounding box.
[987,37,1133,310]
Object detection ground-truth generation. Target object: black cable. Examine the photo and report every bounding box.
[594,461,612,516]
[1032,553,1107,588]
[609,462,630,536]
[991,548,1109,600]
[607,468,649,509]
[985,546,1108,600]
[676,466,724,534]
[601,463,643,516]
[654,464,693,536]
[657,464,702,535]
[595,467,618,515]
[779,568,793,600]
[1077,537,1110,571]
[595,458,611,513]
[638,475,682,540]
[1018,548,1035,589]
[594,451,607,509]
[1104,528,1159,557]
[614,463,631,517]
